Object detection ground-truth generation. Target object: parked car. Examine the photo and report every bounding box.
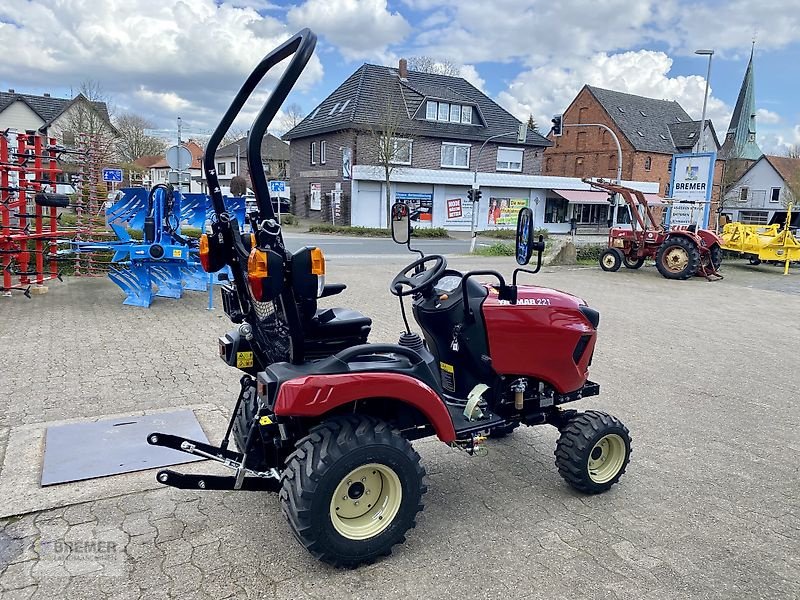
[244,194,291,216]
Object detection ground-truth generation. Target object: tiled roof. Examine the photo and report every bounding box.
[133,155,163,169]
[283,64,551,147]
[667,120,720,151]
[764,155,800,183]
[215,133,289,161]
[0,91,111,127]
[586,86,694,154]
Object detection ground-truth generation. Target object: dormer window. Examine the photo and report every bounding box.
[425,100,475,124]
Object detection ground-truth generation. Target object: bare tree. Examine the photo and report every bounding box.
[278,103,305,134]
[55,80,116,146]
[221,126,248,147]
[784,144,800,159]
[114,113,166,162]
[406,56,461,76]
[717,158,752,229]
[365,89,413,228]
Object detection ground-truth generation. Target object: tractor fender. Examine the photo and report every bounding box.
[666,229,722,248]
[273,372,457,442]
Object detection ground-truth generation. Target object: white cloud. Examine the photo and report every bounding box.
[287,0,410,61]
[460,65,486,92]
[496,50,733,140]
[0,0,324,130]
[756,108,781,124]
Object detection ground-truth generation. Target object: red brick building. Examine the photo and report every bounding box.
[544,85,724,226]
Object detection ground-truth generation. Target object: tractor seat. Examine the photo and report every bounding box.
[303,307,372,360]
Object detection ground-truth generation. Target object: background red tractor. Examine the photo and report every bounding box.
[587,180,723,280]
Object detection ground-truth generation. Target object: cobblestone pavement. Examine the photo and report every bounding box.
[0,256,798,599]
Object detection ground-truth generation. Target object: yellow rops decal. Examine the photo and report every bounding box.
[236,351,254,368]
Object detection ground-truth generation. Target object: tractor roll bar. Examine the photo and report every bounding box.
[203,28,317,221]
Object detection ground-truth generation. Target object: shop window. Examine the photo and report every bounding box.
[544,197,568,223]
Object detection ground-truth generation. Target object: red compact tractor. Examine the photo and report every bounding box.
[588,180,723,280]
[147,30,632,567]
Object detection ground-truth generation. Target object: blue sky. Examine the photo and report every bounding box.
[1,0,798,153]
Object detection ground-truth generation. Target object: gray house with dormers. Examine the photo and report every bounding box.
[283,60,551,223]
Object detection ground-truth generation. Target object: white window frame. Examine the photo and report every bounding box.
[217,162,226,176]
[230,161,236,174]
[739,186,748,203]
[310,141,317,165]
[437,102,450,121]
[426,101,437,120]
[449,104,461,123]
[441,142,471,169]
[320,140,327,164]
[388,137,413,165]
[770,187,781,203]
[461,105,472,124]
[496,146,523,172]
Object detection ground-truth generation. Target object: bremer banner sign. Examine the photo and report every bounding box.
[667,152,716,228]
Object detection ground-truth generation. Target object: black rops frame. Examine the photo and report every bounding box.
[202,28,318,365]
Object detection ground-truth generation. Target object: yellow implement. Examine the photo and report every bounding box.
[721,203,800,275]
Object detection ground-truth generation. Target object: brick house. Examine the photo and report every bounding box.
[283,60,551,224]
[543,85,724,228]
[211,134,290,195]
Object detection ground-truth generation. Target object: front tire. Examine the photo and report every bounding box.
[555,411,631,494]
[655,236,700,280]
[280,415,426,567]
[599,248,623,272]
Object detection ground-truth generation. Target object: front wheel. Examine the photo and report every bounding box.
[599,248,623,272]
[554,411,631,494]
[280,415,426,567]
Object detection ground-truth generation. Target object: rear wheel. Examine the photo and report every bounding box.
[710,244,722,270]
[655,237,700,280]
[599,248,623,272]
[280,415,426,567]
[555,411,631,494]
[623,255,645,269]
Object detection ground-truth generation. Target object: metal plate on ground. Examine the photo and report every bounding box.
[41,410,209,486]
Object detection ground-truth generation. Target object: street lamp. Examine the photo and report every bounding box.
[695,49,714,152]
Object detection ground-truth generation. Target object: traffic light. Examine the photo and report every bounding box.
[467,188,474,202]
[551,114,563,137]
[474,189,482,203]
[468,188,482,203]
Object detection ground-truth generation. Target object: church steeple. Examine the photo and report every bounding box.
[721,44,762,160]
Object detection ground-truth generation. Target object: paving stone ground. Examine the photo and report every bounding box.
[1,256,799,599]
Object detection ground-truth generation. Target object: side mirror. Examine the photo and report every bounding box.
[515,207,534,265]
[391,202,410,245]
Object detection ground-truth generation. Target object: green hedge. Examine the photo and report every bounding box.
[576,244,606,264]
[308,224,450,238]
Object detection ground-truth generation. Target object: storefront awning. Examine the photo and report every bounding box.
[553,189,612,204]
[553,189,664,205]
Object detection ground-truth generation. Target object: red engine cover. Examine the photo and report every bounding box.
[482,285,597,394]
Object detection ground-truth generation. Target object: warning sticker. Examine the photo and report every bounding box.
[172,249,183,258]
[236,351,254,369]
[440,361,455,392]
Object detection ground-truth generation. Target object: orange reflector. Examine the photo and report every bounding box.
[247,248,269,278]
[310,247,325,275]
[199,234,212,272]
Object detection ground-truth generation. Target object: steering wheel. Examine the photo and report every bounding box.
[389,255,447,297]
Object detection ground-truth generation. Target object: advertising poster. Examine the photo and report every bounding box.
[342,147,352,180]
[396,191,433,226]
[310,182,321,211]
[445,195,473,227]
[488,198,527,226]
